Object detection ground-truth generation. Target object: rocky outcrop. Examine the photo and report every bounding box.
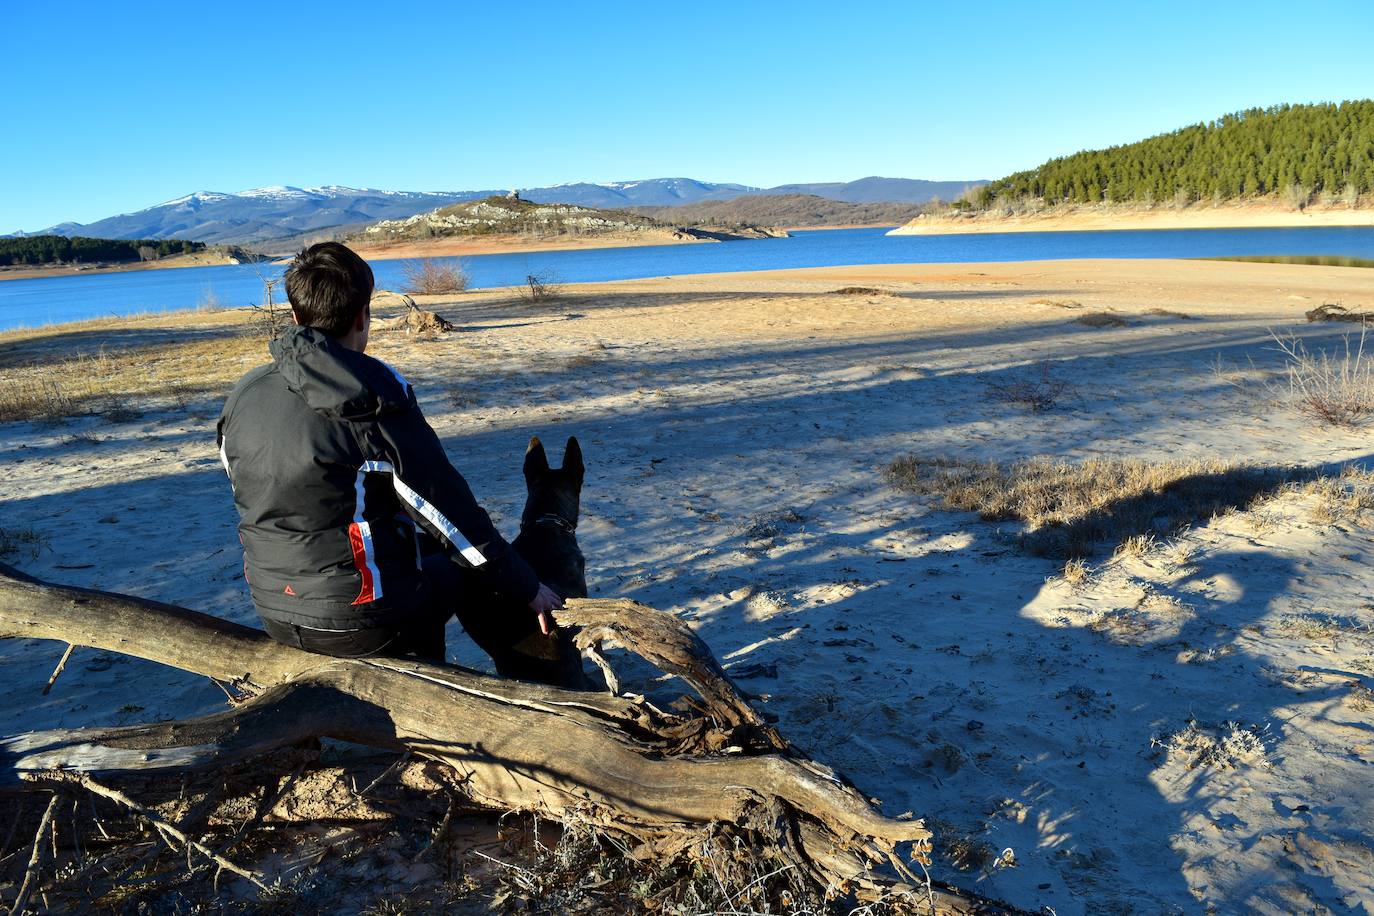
[361,196,787,243]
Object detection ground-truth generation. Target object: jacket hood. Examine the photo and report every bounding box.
[270,326,412,420]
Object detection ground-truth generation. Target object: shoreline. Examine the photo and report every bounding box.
[6,254,1373,340]
[890,201,1374,235]
[1,229,786,281]
[0,250,248,282]
[349,230,713,263]
[5,257,1374,911]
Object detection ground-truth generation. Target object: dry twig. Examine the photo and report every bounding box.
[40,644,75,696]
[26,771,268,891]
[11,794,60,916]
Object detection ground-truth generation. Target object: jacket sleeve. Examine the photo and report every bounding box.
[369,404,540,606]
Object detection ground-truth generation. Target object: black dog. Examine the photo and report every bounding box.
[459,436,588,689]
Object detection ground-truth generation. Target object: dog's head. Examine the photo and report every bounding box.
[522,435,583,527]
[518,436,587,599]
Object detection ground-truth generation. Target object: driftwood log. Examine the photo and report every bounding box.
[0,564,1006,913]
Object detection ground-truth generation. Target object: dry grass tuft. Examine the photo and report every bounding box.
[1299,465,1374,524]
[565,352,605,370]
[0,328,263,422]
[1151,720,1270,771]
[1074,311,1129,328]
[830,286,898,297]
[1146,307,1195,320]
[887,455,1301,557]
[984,362,1075,411]
[1112,533,1158,560]
[1030,298,1082,309]
[401,258,469,296]
[1270,329,1374,426]
[1061,557,1090,586]
[0,526,47,560]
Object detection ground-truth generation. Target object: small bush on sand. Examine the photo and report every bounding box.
[1074,311,1129,328]
[520,273,561,304]
[1146,307,1195,320]
[0,526,46,560]
[985,362,1075,411]
[401,258,469,296]
[887,455,1301,557]
[1270,329,1374,426]
[831,286,895,296]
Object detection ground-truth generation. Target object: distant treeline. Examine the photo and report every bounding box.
[974,101,1374,208]
[632,194,924,228]
[0,235,204,266]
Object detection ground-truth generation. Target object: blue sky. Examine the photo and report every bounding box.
[4,0,1373,231]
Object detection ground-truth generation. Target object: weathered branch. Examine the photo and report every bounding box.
[0,563,1004,912]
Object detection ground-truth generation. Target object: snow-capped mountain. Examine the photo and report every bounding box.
[15,177,982,245]
[18,186,497,245]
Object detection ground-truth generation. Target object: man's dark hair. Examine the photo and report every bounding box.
[284,242,375,337]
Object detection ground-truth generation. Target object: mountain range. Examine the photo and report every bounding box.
[10,177,984,246]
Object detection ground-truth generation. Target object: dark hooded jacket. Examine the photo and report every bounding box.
[216,326,538,631]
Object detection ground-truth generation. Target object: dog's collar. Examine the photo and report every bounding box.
[524,512,577,533]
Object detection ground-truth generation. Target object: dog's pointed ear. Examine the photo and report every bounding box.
[563,436,584,482]
[524,436,549,480]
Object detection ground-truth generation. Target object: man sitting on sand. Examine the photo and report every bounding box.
[216,242,563,665]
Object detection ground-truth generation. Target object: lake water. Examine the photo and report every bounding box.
[4,225,1374,331]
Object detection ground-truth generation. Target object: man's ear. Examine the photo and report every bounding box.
[524,436,549,481]
[563,436,584,483]
[354,305,369,332]
[290,308,303,326]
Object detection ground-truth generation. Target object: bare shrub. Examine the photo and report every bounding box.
[1269,329,1374,426]
[1282,182,1312,212]
[248,274,289,341]
[520,272,561,304]
[985,362,1075,411]
[1074,311,1129,328]
[197,287,223,312]
[401,258,469,296]
[887,455,1302,557]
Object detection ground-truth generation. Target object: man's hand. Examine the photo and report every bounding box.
[528,583,564,637]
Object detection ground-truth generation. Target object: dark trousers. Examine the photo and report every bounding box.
[263,553,580,686]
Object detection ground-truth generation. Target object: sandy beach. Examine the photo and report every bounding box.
[3,257,1374,912]
[892,200,1374,235]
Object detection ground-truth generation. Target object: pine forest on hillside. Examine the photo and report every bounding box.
[973,101,1374,208]
[0,235,204,267]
